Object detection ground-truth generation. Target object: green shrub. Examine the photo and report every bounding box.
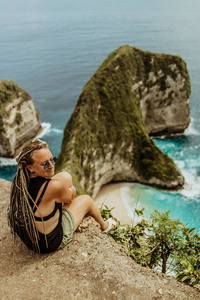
[100,205,200,286]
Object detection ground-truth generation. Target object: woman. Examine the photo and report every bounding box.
[8,139,117,254]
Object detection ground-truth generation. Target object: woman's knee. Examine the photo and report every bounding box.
[74,194,94,211]
[53,171,72,187]
[82,195,94,210]
[63,195,94,221]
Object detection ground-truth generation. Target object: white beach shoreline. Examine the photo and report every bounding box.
[94,183,132,224]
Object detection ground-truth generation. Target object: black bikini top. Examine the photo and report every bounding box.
[29,177,61,222]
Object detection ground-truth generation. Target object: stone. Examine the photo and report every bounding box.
[0,79,41,157]
[140,64,190,135]
[56,45,190,197]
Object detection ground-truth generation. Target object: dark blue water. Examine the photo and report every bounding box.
[0,0,200,232]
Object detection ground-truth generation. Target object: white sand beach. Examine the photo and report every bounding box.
[95,183,132,224]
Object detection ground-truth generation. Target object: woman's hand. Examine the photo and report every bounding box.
[71,185,76,198]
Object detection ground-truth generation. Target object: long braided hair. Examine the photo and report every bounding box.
[8,139,49,252]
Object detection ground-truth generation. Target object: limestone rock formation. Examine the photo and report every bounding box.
[56,45,190,197]
[0,79,41,157]
[139,58,191,135]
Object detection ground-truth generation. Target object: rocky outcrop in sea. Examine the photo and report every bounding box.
[0,79,41,157]
[56,45,191,197]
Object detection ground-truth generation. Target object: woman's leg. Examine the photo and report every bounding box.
[63,195,115,232]
[53,172,117,232]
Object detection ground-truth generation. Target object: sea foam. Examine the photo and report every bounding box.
[0,157,17,167]
[184,119,199,136]
[37,122,52,138]
[37,122,63,137]
[178,169,200,200]
[52,128,63,133]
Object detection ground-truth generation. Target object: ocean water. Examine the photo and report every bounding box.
[0,0,200,232]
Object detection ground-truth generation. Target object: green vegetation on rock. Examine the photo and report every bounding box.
[0,79,31,104]
[56,45,188,195]
[0,79,31,133]
[14,112,22,125]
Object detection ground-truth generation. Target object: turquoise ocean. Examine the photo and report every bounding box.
[0,0,200,233]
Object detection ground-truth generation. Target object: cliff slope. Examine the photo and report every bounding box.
[56,45,189,197]
[1,179,199,300]
[139,51,190,135]
[0,79,41,157]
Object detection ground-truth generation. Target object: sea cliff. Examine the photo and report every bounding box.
[0,79,41,157]
[56,45,190,197]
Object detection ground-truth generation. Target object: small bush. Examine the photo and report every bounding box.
[100,205,200,286]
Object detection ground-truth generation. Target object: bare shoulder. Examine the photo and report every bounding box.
[48,178,66,194]
[42,179,67,204]
[47,178,72,203]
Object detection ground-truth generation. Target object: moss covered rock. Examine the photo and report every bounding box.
[0,79,41,157]
[56,45,188,197]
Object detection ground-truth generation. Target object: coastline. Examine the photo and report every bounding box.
[94,182,132,225]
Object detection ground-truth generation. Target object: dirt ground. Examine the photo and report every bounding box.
[1,178,200,300]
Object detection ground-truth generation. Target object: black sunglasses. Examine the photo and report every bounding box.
[34,156,57,169]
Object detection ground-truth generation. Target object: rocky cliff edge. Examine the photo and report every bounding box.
[1,179,199,300]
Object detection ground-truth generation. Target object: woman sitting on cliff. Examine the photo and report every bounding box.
[8,139,117,254]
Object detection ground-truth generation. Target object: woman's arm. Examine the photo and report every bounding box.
[49,179,76,203]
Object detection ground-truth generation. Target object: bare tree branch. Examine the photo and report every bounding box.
[144,241,162,256]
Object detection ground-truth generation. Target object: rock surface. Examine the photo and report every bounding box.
[56,45,189,197]
[0,79,41,157]
[1,179,200,300]
[140,63,190,136]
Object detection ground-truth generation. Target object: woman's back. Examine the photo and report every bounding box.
[11,175,63,253]
[28,177,61,235]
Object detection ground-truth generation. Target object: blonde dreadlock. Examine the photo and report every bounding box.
[8,139,49,252]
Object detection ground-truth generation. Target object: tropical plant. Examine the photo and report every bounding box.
[100,205,200,286]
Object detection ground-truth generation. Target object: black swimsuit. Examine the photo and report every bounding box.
[26,177,63,253]
[29,177,60,221]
